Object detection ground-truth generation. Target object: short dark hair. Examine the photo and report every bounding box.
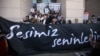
[92,15,96,17]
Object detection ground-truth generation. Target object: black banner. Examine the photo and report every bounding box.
[0,16,100,55]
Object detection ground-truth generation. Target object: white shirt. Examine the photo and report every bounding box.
[31,8,35,13]
[43,20,46,25]
[83,12,89,21]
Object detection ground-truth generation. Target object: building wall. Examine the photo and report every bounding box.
[0,0,20,21]
[58,0,84,23]
[20,0,33,21]
[85,0,100,17]
[0,0,32,22]
[66,0,84,23]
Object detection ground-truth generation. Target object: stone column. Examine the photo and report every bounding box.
[66,0,85,23]
[0,0,32,22]
[57,0,67,20]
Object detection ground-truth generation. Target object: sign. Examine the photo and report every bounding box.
[49,3,61,12]
[34,3,61,14]
[37,3,47,14]
[0,17,100,55]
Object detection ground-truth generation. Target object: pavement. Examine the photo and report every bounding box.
[28,51,88,56]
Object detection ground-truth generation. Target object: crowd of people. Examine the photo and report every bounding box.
[23,7,66,25]
[83,15,100,24]
[23,9,100,25]
[22,8,100,56]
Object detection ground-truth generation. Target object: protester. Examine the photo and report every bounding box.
[23,16,30,23]
[0,30,8,56]
[67,20,72,24]
[57,13,62,20]
[86,19,91,24]
[49,17,57,24]
[58,17,66,24]
[45,14,53,24]
[87,33,100,56]
[41,15,47,25]
[23,4,67,24]
[91,15,97,23]
[83,10,89,24]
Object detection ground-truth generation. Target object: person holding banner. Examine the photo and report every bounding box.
[88,33,100,56]
[0,30,8,56]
